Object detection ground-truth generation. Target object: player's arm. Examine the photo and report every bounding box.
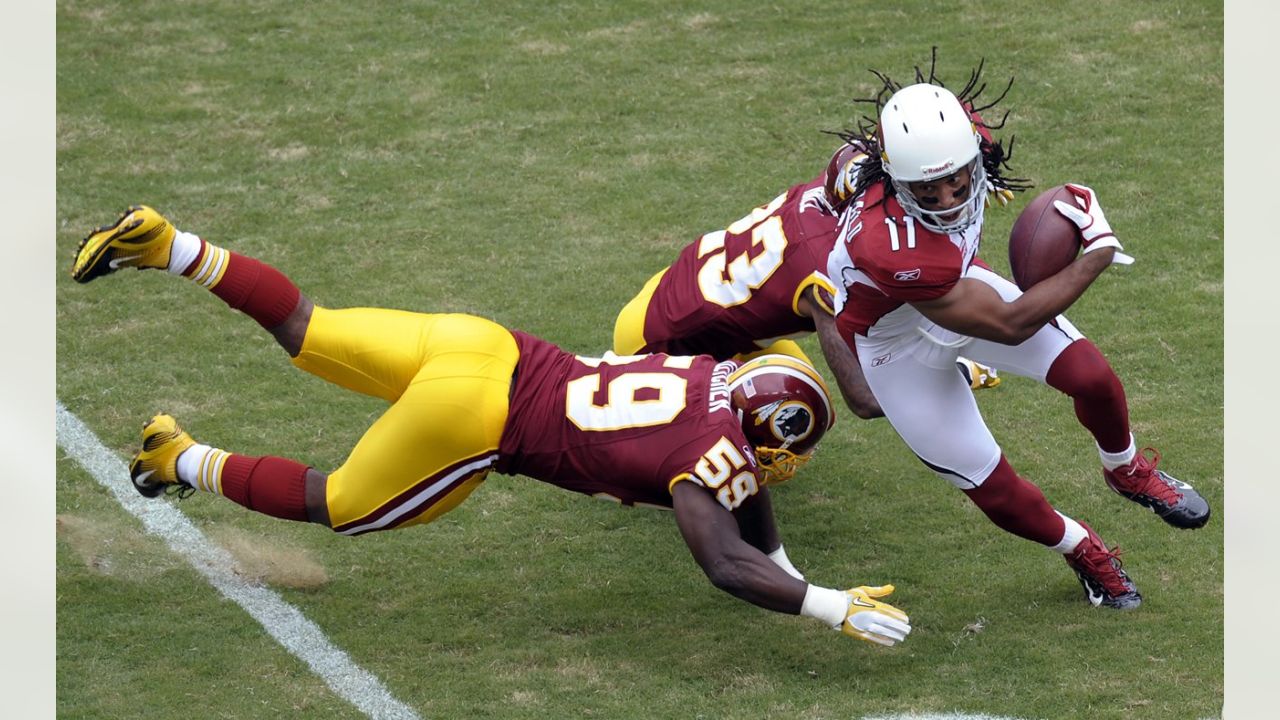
[672,480,805,612]
[671,480,912,646]
[799,286,884,419]
[732,487,806,580]
[912,247,1116,345]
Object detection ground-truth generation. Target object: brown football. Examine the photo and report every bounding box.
[1007,185,1082,290]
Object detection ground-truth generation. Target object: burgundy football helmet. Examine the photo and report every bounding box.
[727,355,836,486]
[823,140,871,211]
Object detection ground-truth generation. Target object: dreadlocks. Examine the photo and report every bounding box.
[830,48,1032,215]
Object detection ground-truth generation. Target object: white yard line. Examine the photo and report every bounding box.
[55,403,422,720]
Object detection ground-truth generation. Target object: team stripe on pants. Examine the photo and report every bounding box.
[333,452,499,536]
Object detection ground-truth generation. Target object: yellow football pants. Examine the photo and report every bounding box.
[291,307,519,534]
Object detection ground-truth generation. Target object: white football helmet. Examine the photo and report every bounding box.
[878,83,988,233]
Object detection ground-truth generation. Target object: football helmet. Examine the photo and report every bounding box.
[727,355,835,486]
[823,141,870,211]
[878,83,988,233]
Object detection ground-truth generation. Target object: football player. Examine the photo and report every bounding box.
[824,58,1211,609]
[612,145,1002,421]
[70,206,911,647]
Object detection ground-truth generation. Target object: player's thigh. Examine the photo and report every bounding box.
[861,346,1001,488]
[961,265,1085,383]
[325,330,519,536]
[292,309,511,402]
[613,268,667,355]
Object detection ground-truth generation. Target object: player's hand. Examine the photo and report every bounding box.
[957,358,1001,390]
[985,179,1014,209]
[1052,184,1135,265]
[839,585,912,647]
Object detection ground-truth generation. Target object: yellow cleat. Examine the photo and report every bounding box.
[129,414,196,498]
[71,205,176,283]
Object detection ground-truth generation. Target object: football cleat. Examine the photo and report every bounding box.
[129,414,196,498]
[1103,448,1210,529]
[1063,522,1141,610]
[71,205,176,283]
[956,358,1001,390]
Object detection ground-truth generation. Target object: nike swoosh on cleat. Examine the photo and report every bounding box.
[108,254,143,269]
[134,469,157,485]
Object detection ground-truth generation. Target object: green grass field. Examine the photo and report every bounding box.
[56,2,1222,718]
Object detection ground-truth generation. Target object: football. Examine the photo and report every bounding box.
[1007,185,1082,290]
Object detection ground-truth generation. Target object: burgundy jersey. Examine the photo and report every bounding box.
[497,332,765,512]
[827,181,985,340]
[641,175,838,360]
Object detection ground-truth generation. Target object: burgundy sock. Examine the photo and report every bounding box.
[1045,339,1130,453]
[963,456,1067,546]
[218,454,310,522]
[186,247,300,330]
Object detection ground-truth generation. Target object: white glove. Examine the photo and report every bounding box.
[1052,183,1134,265]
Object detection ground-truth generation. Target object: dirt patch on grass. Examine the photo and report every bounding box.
[208,526,330,590]
[56,513,179,580]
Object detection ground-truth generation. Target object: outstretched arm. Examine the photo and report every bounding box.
[671,481,912,646]
[914,186,1128,345]
[799,288,884,419]
[672,481,805,612]
[913,247,1114,345]
[733,487,806,580]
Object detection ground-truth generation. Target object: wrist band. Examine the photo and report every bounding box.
[800,585,849,627]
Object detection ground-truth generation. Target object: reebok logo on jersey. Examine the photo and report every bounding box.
[893,269,921,282]
[871,353,891,367]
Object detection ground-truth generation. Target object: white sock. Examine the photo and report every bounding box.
[175,443,231,493]
[166,230,203,275]
[1098,435,1137,471]
[1050,512,1089,554]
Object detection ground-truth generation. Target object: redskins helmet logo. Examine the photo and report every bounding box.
[766,401,815,447]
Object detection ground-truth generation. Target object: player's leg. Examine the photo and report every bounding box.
[860,345,1140,609]
[71,205,311,356]
[613,268,667,355]
[322,314,518,534]
[69,205,460,405]
[962,265,1210,529]
[130,315,520,534]
[128,413,325,524]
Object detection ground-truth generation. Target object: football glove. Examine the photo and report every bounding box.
[985,179,1014,209]
[840,585,912,647]
[956,358,1001,390]
[1052,184,1135,265]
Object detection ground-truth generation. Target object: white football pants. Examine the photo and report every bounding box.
[857,265,1085,489]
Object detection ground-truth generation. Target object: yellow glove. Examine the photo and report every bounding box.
[985,185,1015,209]
[956,358,1001,390]
[840,585,912,647]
